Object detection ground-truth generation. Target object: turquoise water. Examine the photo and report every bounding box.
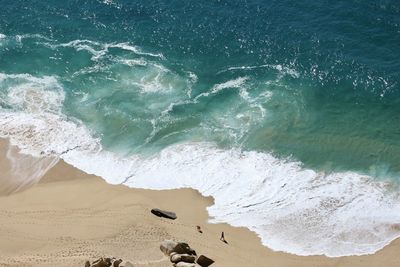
[1,0,400,257]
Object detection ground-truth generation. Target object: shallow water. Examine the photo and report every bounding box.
[1,0,400,257]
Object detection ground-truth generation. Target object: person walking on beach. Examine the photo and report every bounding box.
[220,231,227,243]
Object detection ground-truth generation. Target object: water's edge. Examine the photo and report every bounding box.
[2,112,400,258]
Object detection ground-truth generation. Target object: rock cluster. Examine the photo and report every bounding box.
[160,240,214,267]
[85,258,133,267]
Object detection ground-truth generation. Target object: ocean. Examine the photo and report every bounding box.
[1,0,400,257]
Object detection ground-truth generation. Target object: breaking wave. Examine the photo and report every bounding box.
[1,72,400,257]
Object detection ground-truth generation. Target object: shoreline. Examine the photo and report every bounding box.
[1,138,400,266]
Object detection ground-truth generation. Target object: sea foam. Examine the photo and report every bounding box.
[41,39,165,61]
[1,72,400,257]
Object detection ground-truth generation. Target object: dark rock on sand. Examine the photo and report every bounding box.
[113,259,123,267]
[173,242,197,256]
[86,257,127,267]
[90,258,112,267]
[197,255,215,267]
[151,208,177,220]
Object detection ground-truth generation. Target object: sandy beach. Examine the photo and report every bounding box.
[0,138,400,267]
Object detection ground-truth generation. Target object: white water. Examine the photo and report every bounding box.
[41,39,165,61]
[1,72,400,257]
[218,64,300,79]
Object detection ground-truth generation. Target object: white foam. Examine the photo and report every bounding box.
[194,77,248,101]
[186,71,198,97]
[219,64,300,78]
[101,0,122,9]
[1,74,64,114]
[119,58,148,67]
[58,40,107,61]
[2,73,400,257]
[40,39,165,61]
[0,34,6,48]
[108,43,165,59]
[125,65,186,94]
[133,71,166,93]
[211,76,248,93]
[0,73,99,157]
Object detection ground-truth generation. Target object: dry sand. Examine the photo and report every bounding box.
[0,139,399,267]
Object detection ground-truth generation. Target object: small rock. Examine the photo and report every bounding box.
[92,258,111,267]
[181,254,196,263]
[170,253,196,263]
[173,242,196,256]
[197,255,215,267]
[113,259,123,267]
[170,254,180,263]
[160,240,178,256]
[151,208,177,220]
[85,261,91,267]
[174,262,196,267]
[119,261,134,267]
[105,258,112,266]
